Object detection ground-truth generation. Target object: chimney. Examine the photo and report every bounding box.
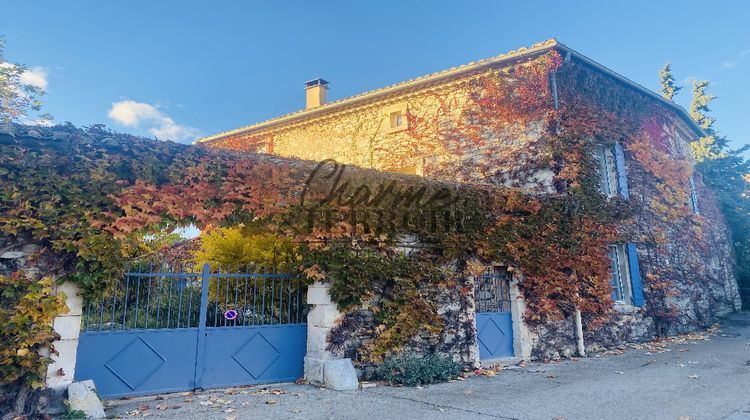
[305,78,329,109]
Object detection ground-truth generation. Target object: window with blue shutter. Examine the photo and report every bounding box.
[594,143,629,199]
[626,243,645,307]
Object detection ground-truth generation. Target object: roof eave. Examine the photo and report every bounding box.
[196,41,705,144]
[555,43,705,138]
[195,41,560,144]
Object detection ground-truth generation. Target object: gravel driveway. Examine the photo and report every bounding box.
[105,312,750,420]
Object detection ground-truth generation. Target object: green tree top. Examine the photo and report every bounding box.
[658,62,681,102]
[689,80,717,133]
[688,80,725,162]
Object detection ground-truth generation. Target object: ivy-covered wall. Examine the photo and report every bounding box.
[204,47,741,362]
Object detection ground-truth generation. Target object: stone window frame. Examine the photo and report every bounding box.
[383,102,409,133]
[593,143,620,198]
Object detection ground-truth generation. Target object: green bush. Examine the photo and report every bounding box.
[375,353,462,386]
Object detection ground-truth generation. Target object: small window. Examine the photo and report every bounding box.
[594,144,619,197]
[608,244,632,303]
[390,111,404,129]
[384,103,408,132]
[688,175,700,214]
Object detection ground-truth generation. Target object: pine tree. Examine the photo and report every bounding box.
[689,80,724,162]
[658,62,681,102]
[683,76,750,307]
[689,80,716,132]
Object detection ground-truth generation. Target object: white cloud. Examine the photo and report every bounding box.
[740,49,750,57]
[0,63,49,90]
[20,67,48,90]
[721,60,736,69]
[108,100,200,143]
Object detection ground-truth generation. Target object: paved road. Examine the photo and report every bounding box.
[105,312,750,420]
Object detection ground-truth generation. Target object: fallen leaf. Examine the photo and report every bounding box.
[271,389,287,395]
[688,375,698,379]
[615,371,624,375]
[224,408,235,413]
[266,400,278,405]
[199,401,214,406]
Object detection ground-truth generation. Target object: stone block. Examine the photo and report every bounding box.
[56,282,83,316]
[306,325,331,354]
[53,315,81,340]
[307,283,333,305]
[304,356,325,384]
[67,380,106,419]
[323,358,359,391]
[46,339,78,389]
[307,304,341,328]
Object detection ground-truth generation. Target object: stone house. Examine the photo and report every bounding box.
[196,39,741,369]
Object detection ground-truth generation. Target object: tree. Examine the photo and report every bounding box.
[689,80,725,163]
[0,37,49,124]
[658,62,681,102]
[682,76,750,307]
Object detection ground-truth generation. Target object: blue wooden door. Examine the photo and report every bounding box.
[475,270,514,360]
[75,265,307,398]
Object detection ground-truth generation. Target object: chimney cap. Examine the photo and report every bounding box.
[304,78,329,88]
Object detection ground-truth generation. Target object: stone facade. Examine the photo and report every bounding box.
[201,40,740,363]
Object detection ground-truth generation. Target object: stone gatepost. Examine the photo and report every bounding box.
[304,282,358,390]
[45,281,83,389]
[509,277,536,359]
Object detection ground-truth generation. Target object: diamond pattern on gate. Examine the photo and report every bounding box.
[105,337,166,390]
[232,332,281,379]
[477,318,506,355]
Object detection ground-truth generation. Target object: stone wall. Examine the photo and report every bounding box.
[198,55,740,361]
[325,271,478,379]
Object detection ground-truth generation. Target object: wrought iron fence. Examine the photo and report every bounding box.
[474,269,511,313]
[82,263,307,332]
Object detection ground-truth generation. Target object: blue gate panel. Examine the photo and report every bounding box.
[476,312,513,360]
[75,329,199,398]
[200,324,307,389]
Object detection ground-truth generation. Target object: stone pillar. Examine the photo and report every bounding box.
[303,282,358,390]
[509,277,536,359]
[304,282,341,384]
[467,276,481,368]
[45,281,83,389]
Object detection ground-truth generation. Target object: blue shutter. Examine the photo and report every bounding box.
[613,143,629,199]
[626,243,644,307]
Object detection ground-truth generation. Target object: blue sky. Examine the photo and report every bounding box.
[2,1,749,151]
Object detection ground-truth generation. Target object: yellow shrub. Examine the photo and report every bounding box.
[193,227,297,270]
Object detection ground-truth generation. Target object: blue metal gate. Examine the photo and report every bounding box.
[75,264,307,398]
[475,269,514,360]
